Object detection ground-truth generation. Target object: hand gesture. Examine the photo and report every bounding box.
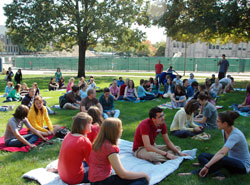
[166,153,177,160]
[194,127,202,132]
[199,167,208,177]
[30,144,37,148]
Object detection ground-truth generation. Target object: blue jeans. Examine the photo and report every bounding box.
[5,134,39,147]
[5,97,18,102]
[81,161,89,183]
[171,130,203,138]
[124,97,137,102]
[91,175,148,185]
[193,153,246,176]
[139,94,155,101]
[103,110,120,119]
[46,106,55,115]
[171,96,186,108]
[232,104,250,114]
[155,73,161,81]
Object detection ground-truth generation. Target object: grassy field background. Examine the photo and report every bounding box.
[0,73,249,185]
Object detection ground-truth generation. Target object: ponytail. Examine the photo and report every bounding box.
[218,111,240,126]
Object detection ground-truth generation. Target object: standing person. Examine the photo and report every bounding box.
[5,67,14,82]
[194,92,218,129]
[88,118,149,185]
[14,69,22,84]
[170,100,203,138]
[28,96,60,136]
[155,60,163,81]
[4,105,48,148]
[58,112,92,184]
[218,54,229,80]
[179,111,250,179]
[55,68,62,82]
[80,89,103,113]
[133,107,187,163]
[99,88,120,119]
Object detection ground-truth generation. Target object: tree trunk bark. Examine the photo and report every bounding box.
[78,40,87,78]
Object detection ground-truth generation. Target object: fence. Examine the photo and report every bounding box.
[14,56,250,72]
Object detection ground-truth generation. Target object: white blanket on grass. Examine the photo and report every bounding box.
[22,139,197,185]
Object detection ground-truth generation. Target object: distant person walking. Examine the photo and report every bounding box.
[155,60,163,81]
[218,54,229,80]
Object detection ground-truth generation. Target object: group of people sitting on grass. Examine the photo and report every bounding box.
[2,68,250,184]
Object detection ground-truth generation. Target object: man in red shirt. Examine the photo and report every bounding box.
[133,107,187,162]
[155,60,163,81]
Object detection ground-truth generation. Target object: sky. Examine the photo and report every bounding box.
[0,0,166,44]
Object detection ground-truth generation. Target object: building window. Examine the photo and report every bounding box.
[209,44,212,49]
[173,43,176,48]
[216,45,219,49]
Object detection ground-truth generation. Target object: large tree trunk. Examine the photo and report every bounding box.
[78,40,87,78]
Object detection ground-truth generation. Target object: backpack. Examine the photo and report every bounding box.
[55,127,70,138]
[59,94,67,108]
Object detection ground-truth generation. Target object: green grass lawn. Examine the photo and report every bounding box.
[0,74,250,185]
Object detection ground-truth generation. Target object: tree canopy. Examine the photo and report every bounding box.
[154,0,250,44]
[4,0,150,77]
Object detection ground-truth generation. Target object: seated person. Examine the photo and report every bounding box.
[205,78,212,90]
[187,81,198,99]
[209,78,222,98]
[170,99,203,138]
[87,77,96,90]
[89,118,149,185]
[80,89,103,112]
[58,112,92,184]
[118,78,129,100]
[58,77,66,89]
[124,80,140,102]
[87,106,103,143]
[137,79,155,100]
[109,79,120,100]
[5,84,21,102]
[78,76,87,87]
[4,105,48,148]
[21,88,36,108]
[20,83,29,97]
[171,85,187,108]
[210,74,216,84]
[49,77,59,91]
[182,79,189,94]
[79,83,88,100]
[149,77,154,91]
[28,96,61,136]
[232,84,250,114]
[99,88,120,119]
[32,82,40,96]
[67,78,75,93]
[117,76,124,87]
[194,92,218,129]
[3,81,13,97]
[219,75,234,93]
[151,79,160,97]
[188,73,197,86]
[163,78,175,99]
[63,85,81,110]
[179,111,250,179]
[133,107,187,163]
[173,74,182,86]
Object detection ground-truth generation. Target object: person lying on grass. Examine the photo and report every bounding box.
[179,111,250,180]
[133,107,188,163]
[4,105,48,148]
[28,96,61,136]
[170,99,203,138]
[58,112,92,184]
[88,118,150,185]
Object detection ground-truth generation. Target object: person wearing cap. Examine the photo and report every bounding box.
[218,54,229,80]
[188,73,197,86]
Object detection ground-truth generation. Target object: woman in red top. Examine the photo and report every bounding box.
[58,112,92,184]
[87,106,103,143]
[88,118,149,185]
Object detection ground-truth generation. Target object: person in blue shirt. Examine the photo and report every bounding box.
[137,79,155,100]
[117,77,125,87]
[99,88,120,119]
[179,110,250,180]
[187,81,198,98]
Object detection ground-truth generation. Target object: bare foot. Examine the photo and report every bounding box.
[212,176,225,181]
[47,168,58,173]
[192,162,201,166]
[178,173,192,176]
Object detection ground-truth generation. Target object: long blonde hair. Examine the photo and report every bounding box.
[92,118,122,152]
